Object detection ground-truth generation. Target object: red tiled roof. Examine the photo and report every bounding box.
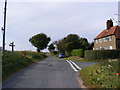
[94,25,120,40]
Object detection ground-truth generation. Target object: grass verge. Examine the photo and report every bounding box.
[2,51,46,81]
[79,59,120,88]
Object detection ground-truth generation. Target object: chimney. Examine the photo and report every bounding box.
[106,19,113,30]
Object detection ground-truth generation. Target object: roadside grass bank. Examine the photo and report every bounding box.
[79,59,120,88]
[2,51,46,81]
[64,56,99,62]
[16,51,47,62]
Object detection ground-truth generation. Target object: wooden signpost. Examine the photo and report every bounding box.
[9,42,15,53]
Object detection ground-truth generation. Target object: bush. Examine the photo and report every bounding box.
[85,50,120,60]
[53,51,58,55]
[50,50,58,55]
[71,49,84,57]
[2,51,32,77]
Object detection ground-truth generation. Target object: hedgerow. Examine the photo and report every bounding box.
[71,49,84,57]
[85,50,120,60]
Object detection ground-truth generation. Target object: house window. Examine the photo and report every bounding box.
[103,38,106,42]
[104,37,108,42]
[96,40,98,43]
[109,36,112,41]
[109,46,113,49]
[105,46,109,50]
[96,48,99,50]
[99,38,102,43]
[100,47,103,50]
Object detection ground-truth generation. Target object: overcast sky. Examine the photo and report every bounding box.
[0,0,119,52]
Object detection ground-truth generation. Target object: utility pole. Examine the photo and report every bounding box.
[118,1,120,26]
[9,42,15,53]
[2,0,7,55]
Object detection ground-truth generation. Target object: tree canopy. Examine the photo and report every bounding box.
[54,34,90,56]
[29,33,51,52]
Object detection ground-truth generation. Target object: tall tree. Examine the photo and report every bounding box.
[88,42,94,50]
[57,34,81,56]
[29,33,51,52]
[80,38,90,50]
[55,34,90,56]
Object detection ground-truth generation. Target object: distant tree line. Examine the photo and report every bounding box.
[50,34,93,56]
[29,33,93,55]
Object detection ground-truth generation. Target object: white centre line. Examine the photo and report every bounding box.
[69,60,81,70]
[66,60,78,72]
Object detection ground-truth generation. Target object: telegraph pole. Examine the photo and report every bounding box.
[118,1,120,26]
[2,0,7,54]
[9,42,15,53]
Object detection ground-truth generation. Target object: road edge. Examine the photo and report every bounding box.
[76,71,88,89]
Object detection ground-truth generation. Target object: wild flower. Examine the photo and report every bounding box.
[107,64,112,69]
[108,59,118,62]
[108,59,112,62]
[97,78,100,81]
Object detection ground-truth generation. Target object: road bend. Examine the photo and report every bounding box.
[3,55,96,88]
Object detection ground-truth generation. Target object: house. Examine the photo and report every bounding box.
[93,19,120,50]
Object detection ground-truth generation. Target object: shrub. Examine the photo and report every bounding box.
[2,51,32,77]
[71,49,84,57]
[85,50,120,60]
[53,51,58,55]
[65,51,71,57]
[50,50,58,55]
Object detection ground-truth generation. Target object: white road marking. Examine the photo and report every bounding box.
[66,60,78,72]
[69,60,81,70]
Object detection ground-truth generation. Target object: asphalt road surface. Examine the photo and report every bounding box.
[3,55,96,88]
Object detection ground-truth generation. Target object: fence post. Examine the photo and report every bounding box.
[24,51,27,57]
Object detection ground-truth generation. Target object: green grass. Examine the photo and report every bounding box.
[16,51,46,62]
[64,56,99,62]
[49,53,58,57]
[2,51,46,81]
[79,59,120,88]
